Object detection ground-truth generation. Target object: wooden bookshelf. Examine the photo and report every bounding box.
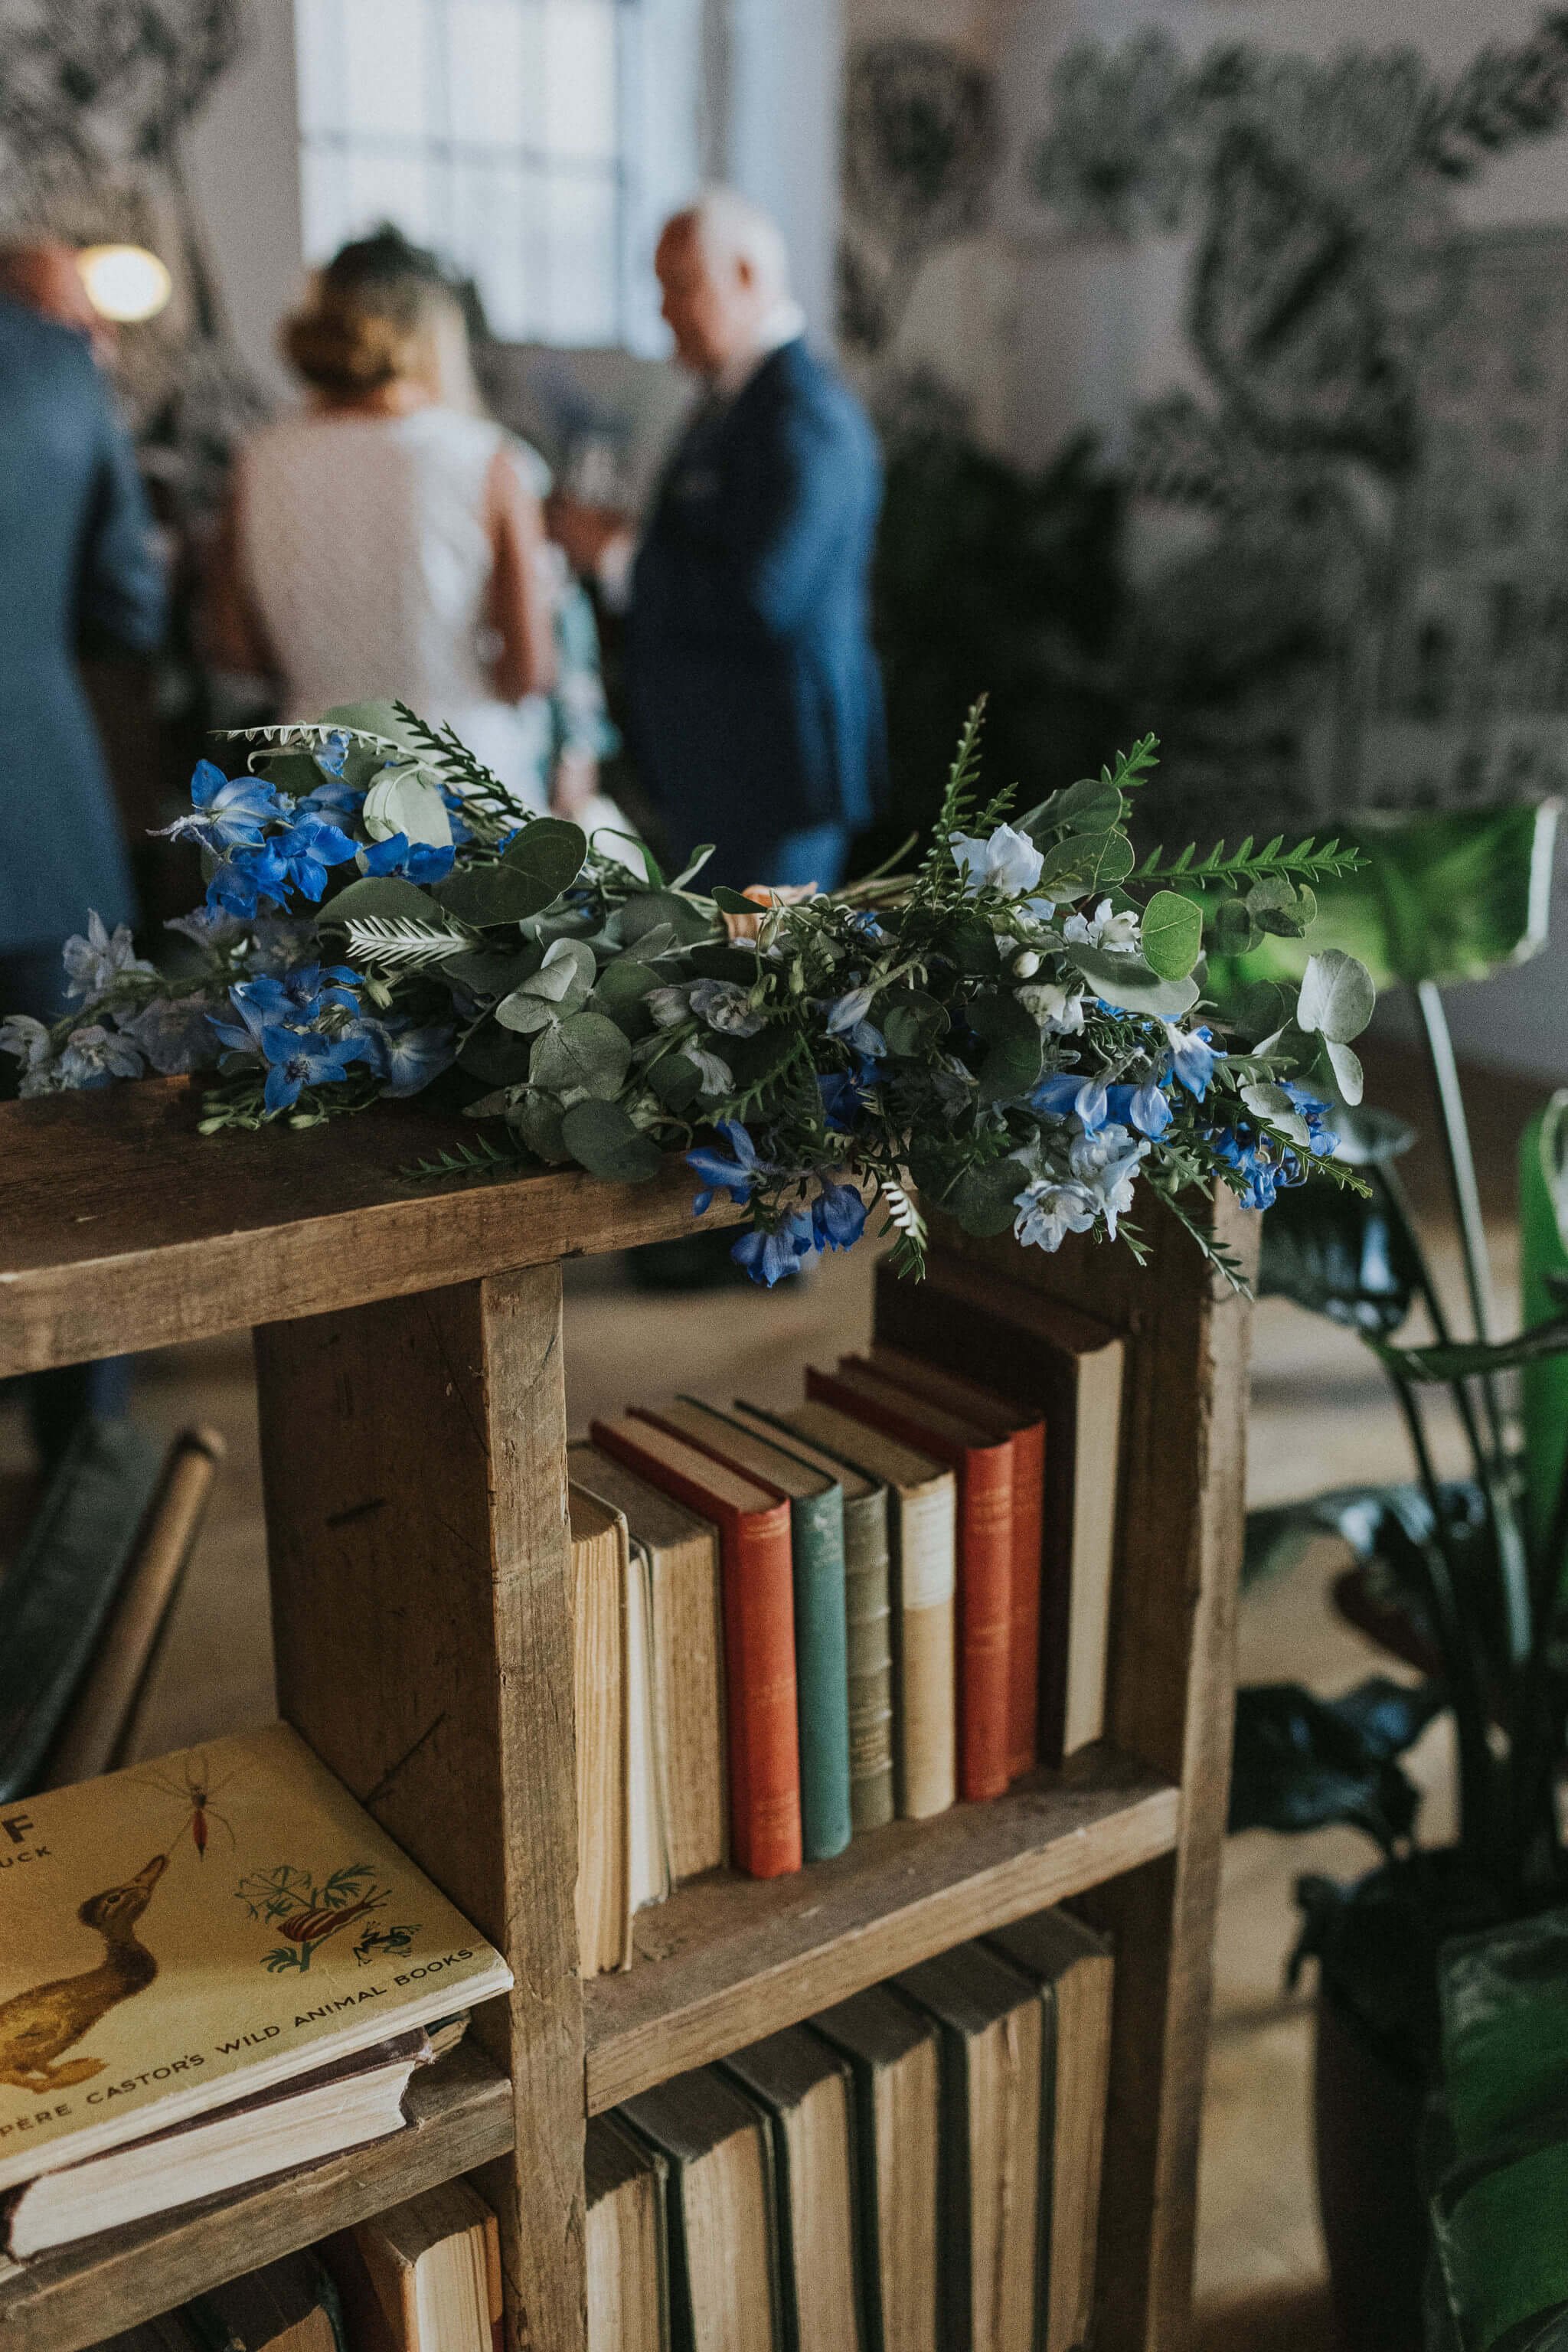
[0,1079,1256,2352]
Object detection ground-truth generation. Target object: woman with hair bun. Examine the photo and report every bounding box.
[207,228,622,833]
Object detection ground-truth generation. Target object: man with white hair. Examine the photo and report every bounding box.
[551,189,885,890]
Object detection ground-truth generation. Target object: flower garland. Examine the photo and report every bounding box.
[1,699,1376,1287]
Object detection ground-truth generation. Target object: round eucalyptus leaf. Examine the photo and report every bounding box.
[560,1098,663,1184]
[516,1093,569,1164]
[324,875,448,927]
[1067,945,1201,1020]
[531,1011,632,1100]
[494,991,561,1035]
[1325,1037,1365,1106]
[1298,950,1377,1044]
[1050,776,1125,833]
[320,698,425,751]
[619,890,715,949]
[950,1157,1031,1236]
[594,954,664,1008]
[1141,890,1204,981]
[1241,1081,1312,1148]
[1038,830,1136,898]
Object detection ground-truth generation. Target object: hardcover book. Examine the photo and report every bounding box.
[810,1986,941,2352]
[586,2112,671,2352]
[321,2179,501,2352]
[185,2249,347,2352]
[570,1485,633,1977]
[722,2025,864,2352]
[619,2066,782,2352]
[0,1722,512,2197]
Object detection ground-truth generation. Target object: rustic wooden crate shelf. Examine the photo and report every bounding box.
[0,1082,1256,2352]
[0,2045,512,2352]
[586,1751,1178,2112]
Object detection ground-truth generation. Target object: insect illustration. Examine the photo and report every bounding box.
[130,1750,239,1861]
[234,1861,389,1974]
[353,1922,417,1967]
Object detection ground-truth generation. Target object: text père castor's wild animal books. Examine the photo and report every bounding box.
[0,1722,511,2255]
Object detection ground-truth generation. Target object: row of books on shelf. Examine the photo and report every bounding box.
[93,1902,1112,2352]
[570,1256,1123,1971]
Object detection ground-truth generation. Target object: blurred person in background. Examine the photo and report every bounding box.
[0,237,165,1458]
[207,229,623,838]
[550,188,885,891]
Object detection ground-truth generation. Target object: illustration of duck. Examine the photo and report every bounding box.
[0,1854,168,2092]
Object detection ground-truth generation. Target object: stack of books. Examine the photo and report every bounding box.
[570,1278,1124,1965]
[0,1726,511,2259]
[593,1909,1115,2352]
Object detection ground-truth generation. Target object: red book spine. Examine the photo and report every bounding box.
[588,1422,802,1878]
[1007,1421,1046,1780]
[803,1371,1013,1802]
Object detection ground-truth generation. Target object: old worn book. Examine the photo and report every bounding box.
[0,1419,165,1803]
[724,2026,864,2352]
[625,1531,673,1919]
[590,1415,801,1880]
[760,1402,956,1822]
[636,1400,851,1864]
[875,1262,1124,1759]
[988,1911,1114,2352]
[570,1485,633,1977]
[865,1348,1045,1782]
[620,2066,782,2352]
[808,1361,1013,1804]
[893,1942,1043,2352]
[322,2178,500,2352]
[728,1408,895,1834]
[586,2112,670,2352]
[185,2249,346,2352]
[0,1722,511,2212]
[811,1986,941,2352]
[568,1442,727,1882]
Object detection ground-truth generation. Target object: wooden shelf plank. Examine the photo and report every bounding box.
[0,1083,740,1377]
[583,1752,1178,2113]
[0,2045,512,2352]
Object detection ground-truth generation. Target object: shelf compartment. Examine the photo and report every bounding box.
[0,2044,512,2352]
[584,1749,1176,2112]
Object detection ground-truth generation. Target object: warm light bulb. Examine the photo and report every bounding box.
[77,245,172,325]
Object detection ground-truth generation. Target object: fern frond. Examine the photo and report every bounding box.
[1134,835,1364,886]
[340,913,470,969]
[400,1132,526,1185]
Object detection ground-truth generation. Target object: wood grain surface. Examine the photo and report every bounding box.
[0,2043,511,2352]
[584,1756,1177,2112]
[0,1082,740,1377]
[255,1268,585,2352]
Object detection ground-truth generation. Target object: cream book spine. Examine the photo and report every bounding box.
[895,1480,957,1821]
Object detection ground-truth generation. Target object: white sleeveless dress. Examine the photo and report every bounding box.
[238,407,625,836]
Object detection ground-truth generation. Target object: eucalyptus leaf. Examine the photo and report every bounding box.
[949,1156,1031,1236]
[530,1011,631,1100]
[560,1098,663,1184]
[435,819,586,926]
[320,698,425,751]
[516,1093,569,1164]
[977,1031,1044,1105]
[1209,896,1262,956]
[458,1028,534,1086]
[1325,1037,1365,1105]
[254,750,325,798]
[646,1050,702,1112]
[619,890,715,949]
[493,992,561,1036]
[593,954,663,1008]
[1298,949,1376,1044]
[1241,1081,1312,1147]
[1052,774,1125,831]
[1067,945,1201,1019]
[362,764,452,848]
[883,990,948,1057]
[1141,890,1204,981]
[937,910,1001,977]
[324,875,449,927]
[441,947,534,999]
[1038,829,1135,897]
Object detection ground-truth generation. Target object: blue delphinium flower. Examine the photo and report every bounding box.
[207,985,273,1054]
[812,1179,867,1253]
[1282,1083,1340,1158]
[817,1055,880,1132]
[731,1211,815,1286]
[313,728,352,778]
[353,1018,456,1098]
[206,839,289,919]
[245,963,359,1023]
[1030,1071,1083,1120]
[272,815,359,903]
[61,910,155,1003]
[824,983,886,1058]
[1106,1078,1173,1139]
[155,760,283,854]
[687,1119,766,1212]
[57,1024,146,1085]
[1164,1023,1222,1100]
[951,824,1044,899]
[361,831,457,885]
[258,1024,368,1113]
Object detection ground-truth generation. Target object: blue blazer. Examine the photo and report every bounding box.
[626,338,886,873]
[0,298,165,955]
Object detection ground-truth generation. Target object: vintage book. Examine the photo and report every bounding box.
[625,1531,673,1917]
[0,1419,165,1803]
[875,1261,1125,1759]
[567,1442,727,1881]
[759,1402,956,1822]
[620,2066,782,2352]
[45,1428,225,1791]
[185,2250,346,2352]
[810,1986,941,2352]
[727,1408,895,1834]
[892,1942,1044,2352]
[586,2112,671,2352]
[590,1415,801,1880]
[322,2179,501,2352]
[723,2025,864,2352]
[570,1485,633,1976]
[988,1911,1114,2352]
[0,1722,511,2213]
[635,1400,852,1864]
[865,1349,1046,1782]
[806,1364,1013,1804]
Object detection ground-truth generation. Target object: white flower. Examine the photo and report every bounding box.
[1012,1177,1099,1253]
[0,1014,56,1090]
[362,763,452,848]
[690,979,764,1037]
[1018,981,1086,1034]
[952,824,1044,900]
[1011,949,1040,978]
[683,1041,734,1096]
[57,1023,145,1085]
[1063,897,1139,954]
[1068,1122,1148,1238]
[646,985,694,1027]
[61,910,155,1004]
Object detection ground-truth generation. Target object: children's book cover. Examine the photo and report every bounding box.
[0,1722,511,2188]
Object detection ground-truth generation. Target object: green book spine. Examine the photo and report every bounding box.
[843,1490,895,1834]
[792,1487,854,1861]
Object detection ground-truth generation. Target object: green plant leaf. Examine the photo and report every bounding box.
[1141,890,1204,980]
[319,697,426,751]
[711,887,760,913]
[1038,829,1136,898]
[619,890,714,949]
[646,1050,702,1112]
[1230,1679,1442,1847]
[1053,774,1125,831]
[1260,1180,1423,1336]
[458,1028,534,1086]
[560,1099,663,1184]
[363,765,452,848]
[516,1093,568,1163]
[1298,950,1376,1044]
[435,819,586,926]
[1372,1311,1568,1384]
[1325,1038,1365,1104]
[324,875,450,927]
[1241,1081,1312,1146]
[1067,945,1200,1019]
[492,993,560,1036]
[440,946,534,999]
[593,954,663,1008]
[530,1011,631,1100]
[949,1156,1030,1236]
[882,989,949,1057]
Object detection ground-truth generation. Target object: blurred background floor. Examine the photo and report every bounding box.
[0,1038,1548,2346]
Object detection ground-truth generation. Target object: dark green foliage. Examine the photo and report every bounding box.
[1230,1677,1444,1849]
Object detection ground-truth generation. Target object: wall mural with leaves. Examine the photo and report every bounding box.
[843,11,1568,845]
